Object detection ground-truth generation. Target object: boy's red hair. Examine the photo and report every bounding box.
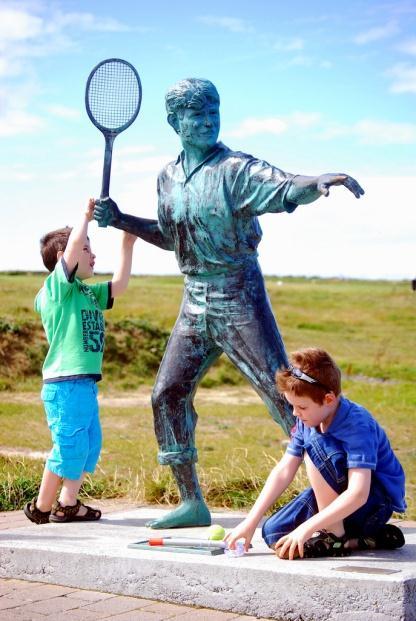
[276,348,341,405]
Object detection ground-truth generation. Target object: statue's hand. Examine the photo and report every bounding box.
[317,174,365,199]
[93,197,122,227]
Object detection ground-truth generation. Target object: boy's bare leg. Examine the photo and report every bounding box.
[36,468,61,512]
[57,473,89,517]
[304,454,345,537]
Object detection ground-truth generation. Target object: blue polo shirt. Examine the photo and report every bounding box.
[287,396,406,513]
[156,142,297,276]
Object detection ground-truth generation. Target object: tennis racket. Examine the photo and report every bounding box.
[85,58,142,227]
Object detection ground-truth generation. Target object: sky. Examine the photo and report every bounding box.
[0,0,415,280]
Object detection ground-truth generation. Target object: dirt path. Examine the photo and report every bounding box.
[0,387,262,461]
[0,386,263,407]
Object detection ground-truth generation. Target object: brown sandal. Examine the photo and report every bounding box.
[49,499,102,523]
[24,498,51,524]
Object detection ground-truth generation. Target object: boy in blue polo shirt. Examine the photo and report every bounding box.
[24,198,137,524]
[226,348,406,559]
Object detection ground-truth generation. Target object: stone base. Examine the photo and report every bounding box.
[0,507,415,621]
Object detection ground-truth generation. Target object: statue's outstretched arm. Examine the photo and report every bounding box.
[94,198,173,251]
[287,174,364,205]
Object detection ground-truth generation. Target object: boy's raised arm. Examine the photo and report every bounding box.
[110,232,137,298]
[225,453,302,551]
[63,198,95,275]
[94,198,173,251]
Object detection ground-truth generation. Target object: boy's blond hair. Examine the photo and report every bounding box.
[276,348,341,404]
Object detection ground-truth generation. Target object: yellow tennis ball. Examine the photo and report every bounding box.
[207,524,225,541]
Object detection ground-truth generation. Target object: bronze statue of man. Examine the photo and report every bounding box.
[94,78,364,529]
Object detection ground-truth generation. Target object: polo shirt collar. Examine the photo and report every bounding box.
[175,142,228,183]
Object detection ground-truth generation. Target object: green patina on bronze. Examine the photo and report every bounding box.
[94,78,364,529]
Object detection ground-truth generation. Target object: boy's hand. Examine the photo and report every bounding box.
[224,518,256,553]
[274,523,312,560]
[85,198,95,222]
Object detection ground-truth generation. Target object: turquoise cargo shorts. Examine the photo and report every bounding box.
[41,378,102,480]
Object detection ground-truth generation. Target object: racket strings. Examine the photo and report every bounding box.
[88,61,141,131]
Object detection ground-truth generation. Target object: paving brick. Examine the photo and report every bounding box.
[232,617,270,620]
[84,595,154,615]
[142,601,199,616]
[172,609,240,620]
[7,583,76,602]
[64,589,117,602]
[103,610,168,621]
[0,584,15,596]
[17,595,83,615]
[0,608,46,620]
[0,578,45,590]
[0,595,24,610]
[52,607,109,620]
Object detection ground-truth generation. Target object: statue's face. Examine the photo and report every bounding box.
[175,102,220,150]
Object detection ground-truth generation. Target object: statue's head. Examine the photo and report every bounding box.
[165,79,220,150]
[165,78,220,120]
[166,78,220,151]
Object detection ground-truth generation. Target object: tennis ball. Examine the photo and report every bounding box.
[207,524,226,541]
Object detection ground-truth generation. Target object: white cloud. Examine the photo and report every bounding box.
[227,112,416,145]
[387,63,416,93]
[321,118,416,144]
[0,109,43,136]
[197,15,253,33]
[117,155,173,175]
[0,8,43,43]
[288,112,321,128]
[85,152,173,180]
[225,112,321,139]
[356,119,416,144]
[353,20,399,44]
[273,37,304,52]
[0,6,133,78]
[287,55,313,67]
[46,11,132,33]
[116,145,156,157]
[258,176,415,279]
[396,39,416,55]
[0,165,36,182]
[46,105,81,120]
[0,5,135,137]
[226,117,287,138]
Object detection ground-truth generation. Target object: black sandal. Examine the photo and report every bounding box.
[358,524,405,550]
[49,499,102,523]
[303,530,351,558]
[23,498,51,525]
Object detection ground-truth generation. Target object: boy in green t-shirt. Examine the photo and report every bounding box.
[24,198,137,524]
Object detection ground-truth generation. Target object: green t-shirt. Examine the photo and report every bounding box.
[34,259,113,381]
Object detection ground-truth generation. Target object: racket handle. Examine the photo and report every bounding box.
[99,134,116,227]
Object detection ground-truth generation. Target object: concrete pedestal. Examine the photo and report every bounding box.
[0,507,414,621]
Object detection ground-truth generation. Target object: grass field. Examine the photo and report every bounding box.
[0,272,415,518]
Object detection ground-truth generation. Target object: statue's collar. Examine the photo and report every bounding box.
[176,142,228,180]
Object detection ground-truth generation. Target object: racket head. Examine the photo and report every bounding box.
[85,58,142,134]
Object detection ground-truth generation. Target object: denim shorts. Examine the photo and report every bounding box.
[41,378,102,480]
[262,432,393,547]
